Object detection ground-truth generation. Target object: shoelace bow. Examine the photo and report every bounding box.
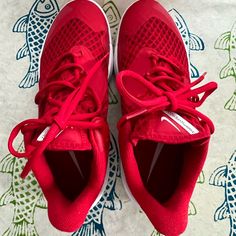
[8,52,109,178]
[117,54,218,132]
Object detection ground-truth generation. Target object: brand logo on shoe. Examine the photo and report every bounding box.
[161,111,199,135]
[161,116,181,132]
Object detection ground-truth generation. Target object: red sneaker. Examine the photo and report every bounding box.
[8,0,111,232]
[115,0,217,235]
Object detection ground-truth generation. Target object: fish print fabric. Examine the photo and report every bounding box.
[13,0,59,88]
[214,21,236,111]
[209,151,236,236]
[0,143,47,236]
[0,0,235,236]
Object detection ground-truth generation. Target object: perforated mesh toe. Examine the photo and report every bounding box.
[42,18,108,74]
[121,17,188,72]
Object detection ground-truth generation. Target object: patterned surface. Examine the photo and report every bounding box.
[13,0,59,88]
[168,8,205,78]
[0,0,235,236]
[119,16,188,71]
[0,143,46,236]
[42,18,107,74]
[209,151,236,236]
[214,21,236,111]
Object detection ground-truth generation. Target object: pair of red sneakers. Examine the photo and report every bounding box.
[8,0,217,235]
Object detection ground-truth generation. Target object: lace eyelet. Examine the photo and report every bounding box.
[189,96,200,103]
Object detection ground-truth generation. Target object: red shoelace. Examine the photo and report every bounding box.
[117,54,218,132]
[8,52,109,178]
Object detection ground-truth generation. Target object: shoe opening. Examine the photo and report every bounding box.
[45,150,93,201]
[134,140,186,203]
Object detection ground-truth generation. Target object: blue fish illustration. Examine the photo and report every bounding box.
[13,0,59,88]
[72,133,122,236]
[0,143,46,236]
[209,150,236,236]
[169,9,205,78]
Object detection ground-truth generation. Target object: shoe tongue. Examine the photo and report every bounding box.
[59,45,95,82]
[129,48,183,77]
[37,127,92,151]
[131,110,210,145]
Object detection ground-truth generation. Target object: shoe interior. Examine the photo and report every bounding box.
[45,150,93,201]
[134,140,186,203]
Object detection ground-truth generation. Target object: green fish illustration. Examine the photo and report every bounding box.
[0,143,46,236]
[151,230,161,236]
[197,170,205,184]
[188,201,197,216]
[215,21,236,111]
